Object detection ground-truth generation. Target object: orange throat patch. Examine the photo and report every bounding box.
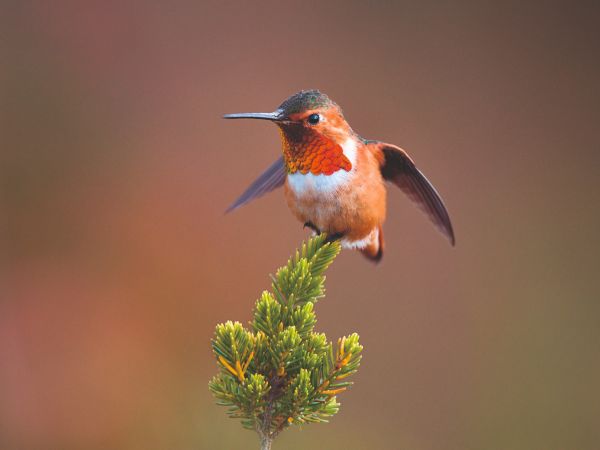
[279,127,352,176]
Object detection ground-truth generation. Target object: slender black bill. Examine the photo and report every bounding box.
[223,111,282,121]
[223,110,288,213]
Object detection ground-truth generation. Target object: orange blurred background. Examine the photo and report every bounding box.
[2,2,599,449]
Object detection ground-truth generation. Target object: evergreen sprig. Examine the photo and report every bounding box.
[209,234,363,450]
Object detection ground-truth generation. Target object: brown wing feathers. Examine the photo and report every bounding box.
[378,142,455,245]
[226,143,455,248]
[225,156,287,213]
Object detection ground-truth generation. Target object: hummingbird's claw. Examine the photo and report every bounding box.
[303,222,321,234]
[303,222,343,244]
[324,233,344,244]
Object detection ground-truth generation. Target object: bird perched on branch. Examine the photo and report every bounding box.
[224,90,454,262]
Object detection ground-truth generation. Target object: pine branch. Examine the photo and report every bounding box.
[209,234,363,449]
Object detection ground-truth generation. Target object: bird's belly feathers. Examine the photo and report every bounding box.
[285,170,351,232]
[284,166,386,242]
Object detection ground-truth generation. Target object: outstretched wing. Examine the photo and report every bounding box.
[226,156,287,213]
[374,142,455,245]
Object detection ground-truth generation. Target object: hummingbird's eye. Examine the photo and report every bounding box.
[307,113,320,125]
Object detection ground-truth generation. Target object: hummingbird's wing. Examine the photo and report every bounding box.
[375,142,455,245]
[226,156,287,213]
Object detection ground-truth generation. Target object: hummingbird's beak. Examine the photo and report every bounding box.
[223,111,284,122]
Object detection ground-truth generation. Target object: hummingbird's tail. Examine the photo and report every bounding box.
[360,226,384,263]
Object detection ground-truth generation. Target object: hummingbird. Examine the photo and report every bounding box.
[224,90,454,262]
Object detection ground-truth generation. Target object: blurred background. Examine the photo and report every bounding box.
[1,1,599,449]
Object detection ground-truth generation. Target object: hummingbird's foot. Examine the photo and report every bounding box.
[303,221,321,234]
[324,232,344,244]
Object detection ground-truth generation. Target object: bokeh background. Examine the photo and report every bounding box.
[2,1,599,449]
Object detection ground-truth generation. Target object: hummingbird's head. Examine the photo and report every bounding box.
[224,90,355,175]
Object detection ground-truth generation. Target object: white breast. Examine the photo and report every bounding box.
[286,137,358,196]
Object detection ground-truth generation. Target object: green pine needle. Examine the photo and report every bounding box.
[208,234,363,448]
